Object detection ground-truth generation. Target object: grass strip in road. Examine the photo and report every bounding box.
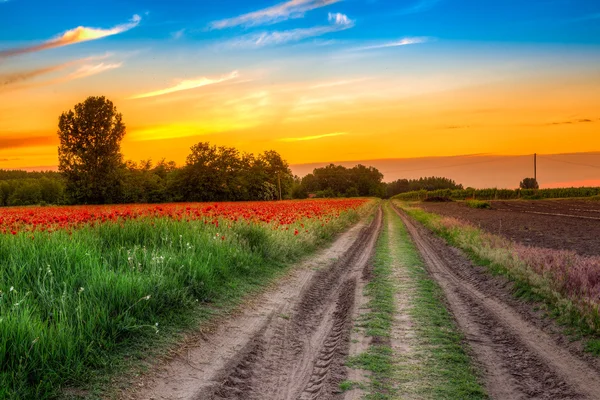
[348,203,486,399]
[394,200,600,355]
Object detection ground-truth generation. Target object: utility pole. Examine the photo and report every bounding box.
[277,172,282,201]
[534,153,537,183]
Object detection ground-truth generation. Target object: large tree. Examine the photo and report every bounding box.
[58,96,126,204]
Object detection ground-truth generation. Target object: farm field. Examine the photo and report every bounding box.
[0,199,372,399]
[418,199,600,256]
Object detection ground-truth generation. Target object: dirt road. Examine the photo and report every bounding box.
[392,204,600,399]
[126,207,382,400]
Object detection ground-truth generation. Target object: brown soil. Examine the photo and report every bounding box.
[393,204,600,400]
[123,207,382,400]
[418,200,600,256]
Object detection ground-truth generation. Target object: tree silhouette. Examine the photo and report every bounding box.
[58,96,126,204]
[519,177,539,189]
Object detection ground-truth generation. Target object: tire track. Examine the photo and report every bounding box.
[391,204,600,400]
[207,207,382,400]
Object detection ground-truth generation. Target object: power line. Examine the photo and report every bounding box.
[294,155,527,176]
[538,155,600,170]
[380,155,525,174]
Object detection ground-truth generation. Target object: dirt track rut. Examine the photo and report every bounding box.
[392,204,600,400]
[127,207,382,400]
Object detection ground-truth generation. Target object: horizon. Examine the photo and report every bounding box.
[10,151,600,189]
[1,0,600,186]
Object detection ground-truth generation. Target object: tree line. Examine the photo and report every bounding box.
[2,96,465,206]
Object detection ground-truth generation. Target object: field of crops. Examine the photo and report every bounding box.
[393,187,600,201]
[0,199,371,398]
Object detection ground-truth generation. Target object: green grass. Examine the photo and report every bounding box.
[0,204,374,399]
[348,203,486,399]
[347,204,396,399]
[395,201,600,354]
[386,204,487,399]
[465,200,491,209]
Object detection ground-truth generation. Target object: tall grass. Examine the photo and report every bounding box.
[394,201,600,337]
[0,204,372,399]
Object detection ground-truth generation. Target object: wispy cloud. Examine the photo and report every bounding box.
[355,37,429,51]
[309,77,372,89]
[129,70,240,99]
[0,54,111,87]
[210,0,340,29]
[570,13,600,22]
[227,12,354,48]
[397,0,441,15]
[279,132,347,142]
[171,29,185,40]
[545,118,596,126]
[0,14,141,58]
[66,63,122,80]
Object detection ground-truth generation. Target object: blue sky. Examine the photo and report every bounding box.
[2,0,599,44]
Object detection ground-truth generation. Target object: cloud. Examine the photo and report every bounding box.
[129,70,240,99]
[546,118,595,126]
[66,62,122,80]
[0,54,111,87]
[0,14,141,58]
[171,29,185,40]
[0,135,57,150]
[279,132,347,142]
[398,0,441,15]
[210,0,340,29]
[1,59,122,93]
[310,77,372,89]
[227,13,354,48]
[355,37,429,51]
[569,13,600,22]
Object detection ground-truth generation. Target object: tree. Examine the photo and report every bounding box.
[519,177,539,189]
[57,96,126,204]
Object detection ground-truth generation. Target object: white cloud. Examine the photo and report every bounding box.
[279,132,348,142]
[355,37,430,51]
[171,29,185,40]
[130,70,240,99]
[67,63,122,80]
[227,13,354,48]
[398,0,441,15]
[210,0,341,29]
[0,15,141,58]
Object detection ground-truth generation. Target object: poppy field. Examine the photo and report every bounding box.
[0,199,372,399]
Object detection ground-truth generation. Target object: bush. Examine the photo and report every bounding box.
[465,200,491,209]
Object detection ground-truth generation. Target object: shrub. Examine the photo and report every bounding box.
[465,200,491,209]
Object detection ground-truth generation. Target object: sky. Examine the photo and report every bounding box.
[0,0,599,187]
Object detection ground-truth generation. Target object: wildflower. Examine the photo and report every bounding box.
[78,287,85,293]
[9,286,14,292]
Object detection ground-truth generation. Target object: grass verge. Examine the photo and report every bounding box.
[348,203,486,399]
[394,200,600,354]
[0,201,376,399]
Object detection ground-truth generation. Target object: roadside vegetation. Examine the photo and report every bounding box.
[393,186,600,201]
[347,203,486,399]
[394,201,600,353]
[0,199,373,399]
[465,199,491,209]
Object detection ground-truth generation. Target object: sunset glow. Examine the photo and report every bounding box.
[1,0,599,187]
